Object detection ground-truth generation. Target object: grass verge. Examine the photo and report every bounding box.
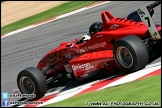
[1,1,97,35]
[44,75,161,107]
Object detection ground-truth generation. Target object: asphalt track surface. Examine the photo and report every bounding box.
[1,1,161,102]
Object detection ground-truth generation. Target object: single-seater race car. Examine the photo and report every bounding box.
[17,1,161,101]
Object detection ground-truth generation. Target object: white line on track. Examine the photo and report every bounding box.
[1,1,111,39]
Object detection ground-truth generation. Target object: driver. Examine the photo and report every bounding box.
[76,22,102,44]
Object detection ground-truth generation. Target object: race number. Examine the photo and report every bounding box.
[137,7,161,40]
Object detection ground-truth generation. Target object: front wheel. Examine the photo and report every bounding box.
[17,67,47,101]
[113,35,149,73]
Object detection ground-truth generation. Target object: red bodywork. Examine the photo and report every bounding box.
[37,10,160,80]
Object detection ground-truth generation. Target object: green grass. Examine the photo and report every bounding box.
[44,75,161,107]
[1,1,97,35]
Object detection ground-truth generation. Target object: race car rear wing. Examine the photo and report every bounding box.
[137,1,161,40]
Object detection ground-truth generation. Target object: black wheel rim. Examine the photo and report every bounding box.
[116,46,133,68]
[19,76,35,94]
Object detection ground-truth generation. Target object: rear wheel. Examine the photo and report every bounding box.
[113,35,149,73]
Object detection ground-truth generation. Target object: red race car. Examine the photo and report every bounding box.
[17,1,161,101]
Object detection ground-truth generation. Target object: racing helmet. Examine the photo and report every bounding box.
[89,22,102,37]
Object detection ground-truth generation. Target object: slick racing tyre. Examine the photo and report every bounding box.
[113,35,149,73]
[17,67,47,101]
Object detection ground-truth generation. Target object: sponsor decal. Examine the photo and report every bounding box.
[110,24,119,29]
[72,63,94,71]
[80,47,89,53]
[96,35,103,38]
[80,42,106,53]
[88,42,106,51]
